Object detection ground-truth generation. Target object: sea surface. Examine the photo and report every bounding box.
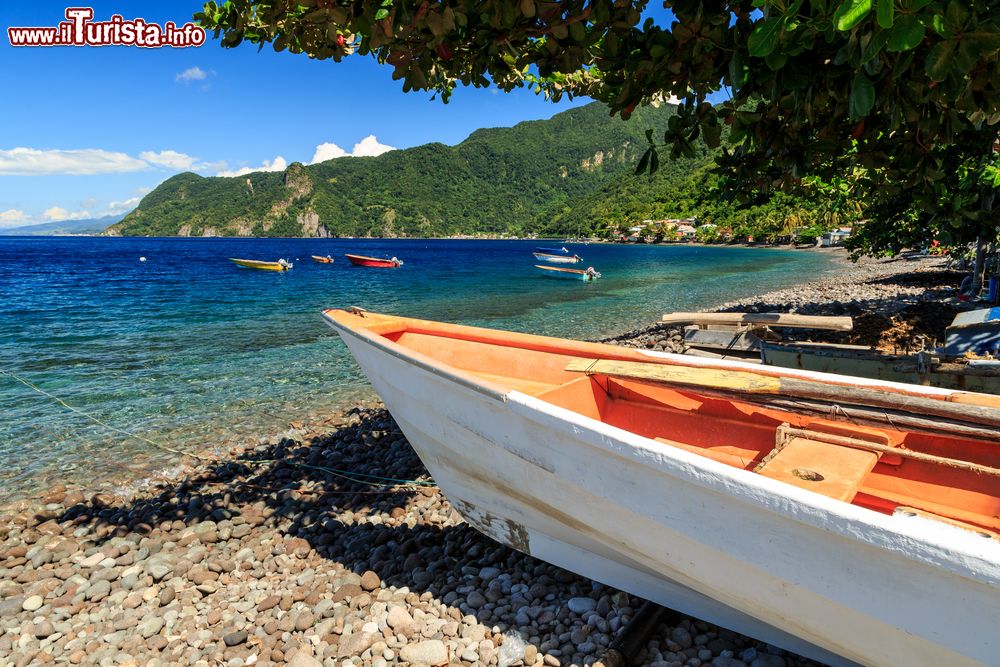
[0,237,836,502]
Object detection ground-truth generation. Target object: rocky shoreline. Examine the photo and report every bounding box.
[1,254,962,667]
[603,253,966,354]
[0,408,804,667]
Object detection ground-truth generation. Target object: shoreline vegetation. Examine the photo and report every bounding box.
[0,254,959,667]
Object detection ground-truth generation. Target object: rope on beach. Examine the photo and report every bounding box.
[0,367,216,462]
[240,458,437,489]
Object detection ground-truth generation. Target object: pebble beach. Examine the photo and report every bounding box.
[0,252,964,667]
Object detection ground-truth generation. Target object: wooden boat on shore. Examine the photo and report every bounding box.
[535,265,601,281]
[311,255,334,264]
[322,309,1000,667]
[761,341,1000,395]
[228,258,292,271]
[345,253,403,268]
[533,251,583,264]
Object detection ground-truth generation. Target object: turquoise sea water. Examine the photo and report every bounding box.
[0,237,835,502]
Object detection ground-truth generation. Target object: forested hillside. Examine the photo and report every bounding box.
[109,101,834,239]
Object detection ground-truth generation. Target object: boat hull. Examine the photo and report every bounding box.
[228,258,289,271]
[761,341,1000,395]
[311,255,334,264]
[533,252,582,264]
[325,313,1000,667]
[345,254,401,268]
[534,265,598,281]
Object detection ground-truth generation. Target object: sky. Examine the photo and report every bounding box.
[0,2,604,227]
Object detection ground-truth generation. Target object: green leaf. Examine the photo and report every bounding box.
[765,50,789,70]
[375,8,389,20]
[944,0,968,34]
[849,72,875,118]
[748,17,782,57]
[887,15,925,51]
[833,0,872,31]
[635,147,652,175]
[876,0,894,28]
[729,51,750,88]
[925,40,955,80]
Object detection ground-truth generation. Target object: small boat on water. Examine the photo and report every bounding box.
[311,255,334,264]
[322,308,1000,667]
[345,253,403,268]
[533,251,583,264]
[535,264,600,281]
[228,258,292,271]
[536,246,571,255]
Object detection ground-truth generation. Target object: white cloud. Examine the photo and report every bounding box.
[0,148,148,176]
[309,135,396,164]
[43,206,90,221]
[310,142,349,164]
[216,156,288,178]
[176,66,208,83]
[139,150,197,170]
[351,135,395,157]
[0,209,29,228]
[106,196,141,215]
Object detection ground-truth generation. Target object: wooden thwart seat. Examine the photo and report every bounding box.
[755,424,886,502]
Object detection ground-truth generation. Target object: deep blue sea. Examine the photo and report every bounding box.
[0,237,835,502]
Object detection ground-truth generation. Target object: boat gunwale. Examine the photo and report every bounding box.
[321,309,1000,583]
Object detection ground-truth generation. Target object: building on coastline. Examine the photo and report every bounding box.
[820,227,853,247]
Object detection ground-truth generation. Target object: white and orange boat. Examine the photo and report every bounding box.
[321,309,1000,667]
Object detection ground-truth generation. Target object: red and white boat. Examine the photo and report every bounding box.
[344,253,403,268]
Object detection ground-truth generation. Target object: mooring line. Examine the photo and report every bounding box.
[0,367,216,461]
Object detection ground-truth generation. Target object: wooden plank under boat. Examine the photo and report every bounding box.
[311,255,334,264]
[345,253,402,268]
[533,252,583,264]
[322,308,1000,667]
[761,340,1000,395]
[228,258,292,271]
[535,264,601,281]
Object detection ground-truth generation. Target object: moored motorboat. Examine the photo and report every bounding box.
[533,252,583,264]
[536,246,571,255]
[535,264,601,281]
[345,253,403,268]
[228,258,292,271]
[322,309,1000,667]
[311,255,334,264]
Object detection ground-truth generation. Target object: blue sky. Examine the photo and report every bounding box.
[0,1,605,227]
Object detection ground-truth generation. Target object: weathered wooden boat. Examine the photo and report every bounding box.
[533,252,583,264]
[536,246,570,255]
[311,255,334,264]
[535,265,601,281]
[761,340,1000,395]
[345,253,403,268]
[322,309,1000,667]
[228,258,292,271]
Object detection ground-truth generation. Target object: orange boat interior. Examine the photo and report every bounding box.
[327,310,1000,537]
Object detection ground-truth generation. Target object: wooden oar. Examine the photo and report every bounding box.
[564,359,1000,430]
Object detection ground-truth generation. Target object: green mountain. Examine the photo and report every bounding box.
[108,102,711,238]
